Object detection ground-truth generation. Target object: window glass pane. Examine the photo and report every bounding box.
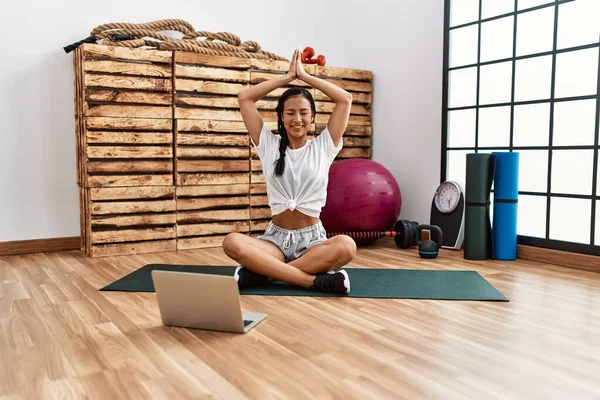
[478,106,511,147]
[449,67,478,108]
[549,197,591,244]
[514,55,552,102]
[518,150,548,193]
[598,151,600,196]
[557,0,600,49]
[448,109,476,147]
[482,0,515,19]
[554,49,599,99]
[551,150,594,196]
[518,194,547,238]
[480,16,514,62]
[450,25,479,68]
[446,150,470,190]
[450,0,480,27]
[518,0,553,10]
[479,61,513,105]
[596,201,600,246]
[516,6,555,56]
[552,100,597,146]
[513,103,550,146]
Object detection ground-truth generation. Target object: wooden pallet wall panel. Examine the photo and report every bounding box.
[176,185,250,250]
[86,186,177,257]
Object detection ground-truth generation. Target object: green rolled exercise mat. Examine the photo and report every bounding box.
[464,153,496,260]
[99,264,509,301]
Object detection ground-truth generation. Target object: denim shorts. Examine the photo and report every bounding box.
[257,221,328,262]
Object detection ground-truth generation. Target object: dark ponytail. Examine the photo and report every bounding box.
[273,87,316,176]
[274,118,289,176]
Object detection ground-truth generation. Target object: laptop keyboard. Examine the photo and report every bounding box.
[243,320,253,327]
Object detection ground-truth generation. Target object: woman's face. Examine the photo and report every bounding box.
[282,95,313,139]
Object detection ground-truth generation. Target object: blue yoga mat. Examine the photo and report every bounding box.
[492,152,519,260]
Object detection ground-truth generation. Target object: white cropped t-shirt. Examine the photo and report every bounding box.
[251,125,343,218]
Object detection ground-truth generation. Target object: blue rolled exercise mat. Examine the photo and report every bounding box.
[492,152,519,260]
[464,153,496,260]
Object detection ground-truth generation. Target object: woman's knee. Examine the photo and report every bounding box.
[335,235,357,261]
[222,232,246,258]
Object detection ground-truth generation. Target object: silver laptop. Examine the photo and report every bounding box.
[151,270,267,333]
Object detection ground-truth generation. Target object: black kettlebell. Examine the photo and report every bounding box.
[416,224,443,259]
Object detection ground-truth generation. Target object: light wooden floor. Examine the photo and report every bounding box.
[1,238,599,399]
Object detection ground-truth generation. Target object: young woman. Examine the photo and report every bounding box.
[222,48,357,294]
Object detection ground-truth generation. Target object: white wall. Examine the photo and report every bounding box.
[0,0,444,241]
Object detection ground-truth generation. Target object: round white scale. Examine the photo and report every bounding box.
[430,181,465,250]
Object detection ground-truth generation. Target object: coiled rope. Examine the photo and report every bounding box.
[74,19,287,60]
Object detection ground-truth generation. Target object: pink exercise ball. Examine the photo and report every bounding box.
[321,159,402,236]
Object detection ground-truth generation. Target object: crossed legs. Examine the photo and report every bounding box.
[221,232,356,288]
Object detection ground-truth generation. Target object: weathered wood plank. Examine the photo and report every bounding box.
[177,173,249,186]
[86,105,172,119]
[176,80,247,94]
[258,111,278,122]
[91,227,175,244]
[176,148,248,159]
[86,131,173,145]
[86,90,172,105]
[316,114,371,126]
[250,59,315,74]
[176,120,249,133]
[251,160,262,171]
[177,160,249,173]
[178,209,250,223]
[87,161,173,173]
[90,200,176,215]
[177,196,250,211]
[250,183,267,194]
[250,172,266,184]
[87,146,173,159]
[315,90,371,104]
[89,186,175,201]
[176,96,240,109]
[87,175,173,188]
[175,65,249,82]
[91,239,176,257]
[315,66,372,80]
[86,117,172,131]
[343,136,372,147]
[337,148,371,158]
[175,52,251,68]
[92,214,177,228]
[177,222,249,237]
[250,195,268,206]
[316,124,371,137]
[85,75,172,92]
[83,44,171,63]
[251,72,310,88]
[316,102,371,115]
[175,108,243,121]
[177,133,247,146]
[250,220,270,231]
[177,184,250,197]
[322,78,372,92]
[250,207,271,219]
[255,99,278,110]
[83,60,171,77]
[176,236,225,250]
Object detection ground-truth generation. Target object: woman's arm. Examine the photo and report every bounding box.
[295,51,352,147]
[238,48,299,145]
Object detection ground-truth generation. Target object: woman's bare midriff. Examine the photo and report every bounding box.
[271,209,320,230]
